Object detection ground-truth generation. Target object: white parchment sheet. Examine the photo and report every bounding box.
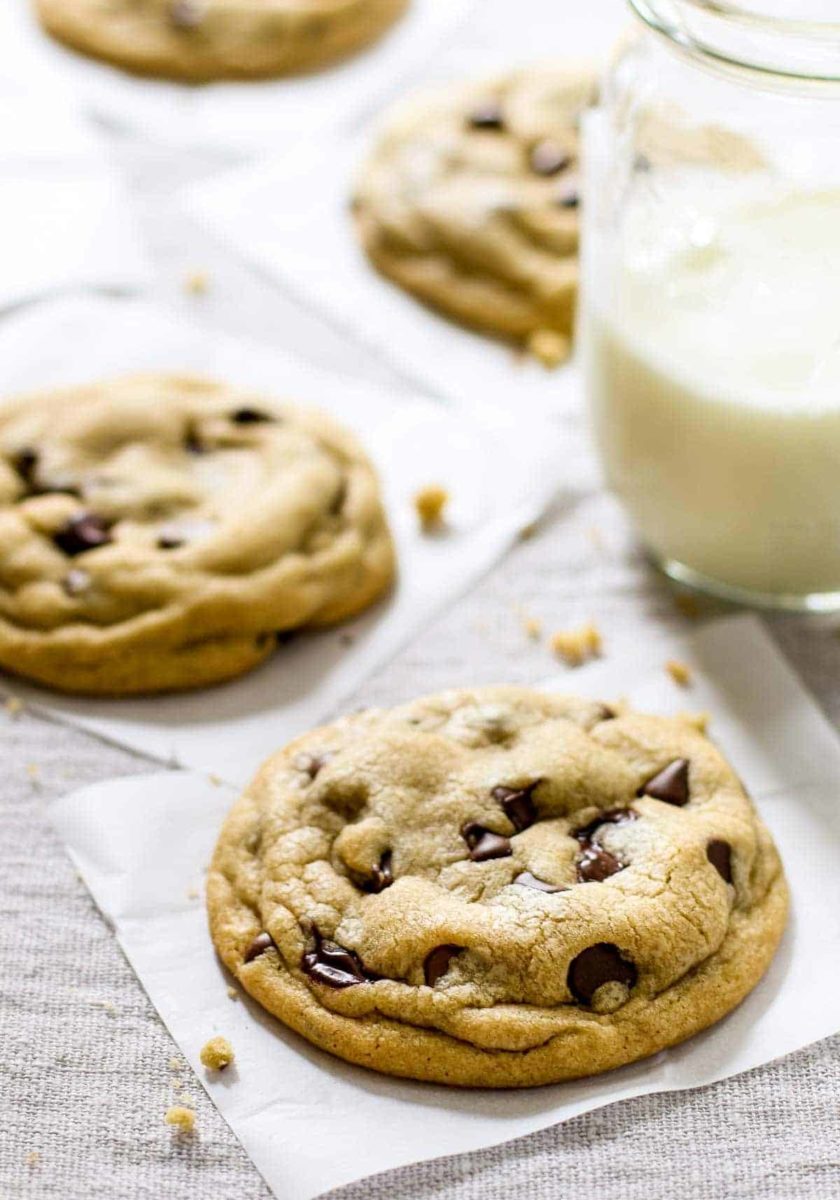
[0,84,150,310]
[49,614,840,1199]
[182,0,630,412]
[0,295,564,785]
[0,0,474,152]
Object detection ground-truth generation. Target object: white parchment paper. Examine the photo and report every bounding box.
[49,614,840,1199]
[0,295,563,785]
[0,0,474,152]
[0,84,150,310]
[182,0,630,411]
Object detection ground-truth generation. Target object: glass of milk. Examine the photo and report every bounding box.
[584,0,840,610]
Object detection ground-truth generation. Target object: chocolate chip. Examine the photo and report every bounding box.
[11,447,38,483]
[568,943,637,1005]
[169,0,204,28]
[184,423,205,454]
[639,759,690,806]
[573,807,638,844]
[53,513,112,557]
[302,929,369,989]
[595,703,616,722]
[366,851,393,894]
[513,871,566,893]
[462,823,512,862]
[556,180,580,209]
[707,839,733,883]
[468,101,505,131]
[231,407,272,425]
[577,843,623,883]
[530,140,571,176]
[295,752,331,781]
[62,569,91,597]
[156,519,215,550]
[492,783,538,832]
[424,944,461,986]
[157,531,185,550]
[330,480,347,517]
[243,932,275,963]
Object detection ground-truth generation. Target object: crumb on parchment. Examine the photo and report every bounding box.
[679,710,710,735]
[522,615,543,641]
[165,1106,195,1133]
[550,622,602,667]
[184,270,209,295]
[4,696,23,718]
[527,329,570,368]
[200,1036,235,1071]
[414,485,449,531]
[665,659,692,688]
[226,987,239,1001]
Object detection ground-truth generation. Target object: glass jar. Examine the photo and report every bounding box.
[583,1,840,610]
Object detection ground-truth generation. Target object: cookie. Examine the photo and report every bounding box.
[0,374,394,695]
[353,65,597,365]
[207,687,788,1087]
[34,0,409,82]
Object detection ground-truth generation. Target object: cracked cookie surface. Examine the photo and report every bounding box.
[353,64,597,363]
[34,0,409,82]
[207,686,788,1087]
[0,373,394,695]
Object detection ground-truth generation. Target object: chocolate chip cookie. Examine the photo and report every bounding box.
[34,0,409,82]
[207,687,788,1087]
[0,374,394,695]
[353,65,597,365]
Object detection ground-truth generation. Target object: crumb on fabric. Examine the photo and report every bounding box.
[25,1151,40,1168]
[527,328,571,369]
[164,1106,195,1133]
[94,999,118,1016]
[184,270,209,296]
[26,763,40,780]
[200,1036,235,1071]
[665,659,692,688]
[550,622,602,667]
[4,696,23,718]
[414,485,449,531]
[169,1057,182,1072]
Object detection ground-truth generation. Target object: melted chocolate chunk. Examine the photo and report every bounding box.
[513,871,566,894]
[577,843,623,884]
[492,783,538,832]
[184,423,206,454]
[707,839,733,883]
[530,140,571,176]
[243,932,275,963]
[462,823,512,862]
[53,513,112,557]
[573,807,638,844]
[638,759,690,807]
[595,703,616,722]
[295,752,331,781]
[11,448,38,484]
[62,569,91,598]
[366,851,394,894]
[568,943,637,1005]
[424,944,461,986]
[302,930,368,989]
[231,407,272,425]
[468,101,505,131]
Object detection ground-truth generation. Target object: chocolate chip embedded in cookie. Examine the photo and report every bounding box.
[207,686,788,1087]
[353,65,597,365]
[0,374,394,695]
[33,0,409,82]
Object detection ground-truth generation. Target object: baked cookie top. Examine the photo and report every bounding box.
[0,374,394,695]
[353,64,597,365]
[34,0,409,82]
[208,687,788,1087]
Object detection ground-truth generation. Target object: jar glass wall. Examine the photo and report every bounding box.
[583,1,840,610]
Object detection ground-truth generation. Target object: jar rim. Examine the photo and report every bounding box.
[630,0,840,84]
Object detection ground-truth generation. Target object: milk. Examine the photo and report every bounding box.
[586,188,840,601]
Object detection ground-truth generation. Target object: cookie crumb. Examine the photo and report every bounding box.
[226,987,239,1001]
[414,485,449,531]
[186,886,200,901]
[665,659,692,688]
[679,710,710,734]
[527,328,571,369]
[199,1036,235,1071]
[184,270,209,296]
[164,1106,195,1133]
[4,696,23,718]
[168,1057,181,1072]
[550,622,602,667]
[94,998,118,1016]
[674,593,701,619]
[522,614,543,641]
[518,521,539,542]
[25,1151,40,1168]
[26,763,40,780]
[208,773,222,787]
